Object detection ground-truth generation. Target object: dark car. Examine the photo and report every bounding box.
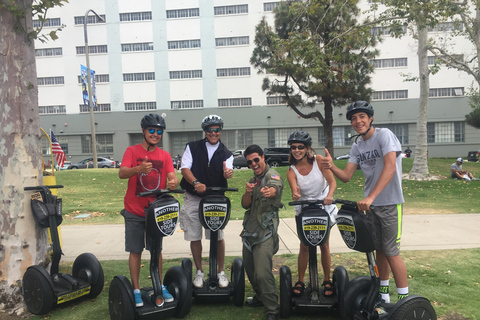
[335,153,350,160]
[263,147,290,167]
[467,150,480,162]
[68,157,119,169]
[232,150,248,169]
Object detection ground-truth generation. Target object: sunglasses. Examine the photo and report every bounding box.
[290,145,306,150]
[247,158,261,166]
[148,128,163,135]
[205,127,222,133]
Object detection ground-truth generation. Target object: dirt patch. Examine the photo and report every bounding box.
[438,311,470,320]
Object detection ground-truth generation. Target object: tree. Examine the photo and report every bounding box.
[250,0,379,156]
[0,0,66,315]
[371,0,459,180]
[426,1,480,129]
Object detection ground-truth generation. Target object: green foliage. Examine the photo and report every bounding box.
[466,86,480,129]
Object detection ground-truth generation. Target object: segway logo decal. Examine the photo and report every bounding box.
[57,286,91,304]
[154,204,179,236]
[301,216,328,246]
[337,216,356,249]
[203,204,228,231]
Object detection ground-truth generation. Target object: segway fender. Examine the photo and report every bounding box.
[114,275,135,307]
[343,276,371,318]
[164,266,193,318]
[231,257,245,307]
[279,265,293,318]
[387,295,437,319]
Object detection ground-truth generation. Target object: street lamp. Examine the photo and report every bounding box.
[84,9,104,169]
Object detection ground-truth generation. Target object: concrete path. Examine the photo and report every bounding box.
[59,214,480,262]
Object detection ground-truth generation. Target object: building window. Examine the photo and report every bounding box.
[121,42,154,52]
[427,122,464,143]
[264,2,280,12]
[267,96,287,105]
[380,124,409,145]
[35,47,62,57]
[217,67,250,77]
[318,126,356,147]
[370,26,407,36]
[39,105,66,114]
[37,77,64,86]
[214,5,248,15]
[372,90,408,100]
[81,134,113,154]
[124,102,157,111]
[74,15,106,25]
[171,132,203,152]
[170,100,204,109]
[218,98,252,107]
[167,40,201,50]
[42,135,68,154]
[429,87,464,98]
[123,72,155,82]
[215,36,249,47]
[166,8,199,19]
[119,11,152,21]
[221,130,253,150]
[79,103,111,113]
[428,22,463,32]
[78,74,109,83]
[76,45,108,55]
[170,70,202,79]
[33,18,61,28]
[370,58,407,68]
[428,54,464,65]
[270,128,302,147]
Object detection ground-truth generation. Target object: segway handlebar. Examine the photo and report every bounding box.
[288,199,327,206]
[335,199,374,210]
[205,187,238,193]
[24,185,64,191]
[138,188,185,197]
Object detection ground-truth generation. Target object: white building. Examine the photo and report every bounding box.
[36,0,480,163]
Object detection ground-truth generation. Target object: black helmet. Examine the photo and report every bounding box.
[141,113,166,129]
[201,114,224,130]
[288,131,312,146]
[346,101,374,120]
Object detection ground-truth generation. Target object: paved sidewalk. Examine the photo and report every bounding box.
[60,214,480,262]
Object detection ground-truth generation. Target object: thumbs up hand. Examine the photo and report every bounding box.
[223,161,233,179]
[320,148,333,170]
[292,185,301,201]
[139,156,152,174]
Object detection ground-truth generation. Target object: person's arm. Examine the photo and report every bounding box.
[166,171,179,190]
[181,167,206,194]
[357,151,397,211]
[119,156,152,179]
[287,167,301,201]
[317,155,336,205]
[223,157,234,179]
[241,182,254,208]
[320,149,357,183]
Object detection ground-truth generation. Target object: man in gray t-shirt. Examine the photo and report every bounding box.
[321,101,408,303]
[451,157,474,180]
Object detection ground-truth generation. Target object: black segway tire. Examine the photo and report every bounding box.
[164,266,193,318]
[389,296,437,320]
[231,257,245,307]
[333,266,349,320]
[72,252,104,298]
[343,276,371,319]
[279,265,293,318]
[22,266,55,315]
[181,258,193,284]
[108,276,135,320]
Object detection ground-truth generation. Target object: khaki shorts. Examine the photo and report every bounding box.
[369,204,403,256]
[179,192,224,242]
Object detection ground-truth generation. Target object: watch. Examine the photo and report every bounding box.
[192,180,200,186]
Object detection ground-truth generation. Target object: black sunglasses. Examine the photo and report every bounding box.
[148,128,163,135]
[290,145,306,150]
[247,158,261,166]
[205,127,222,133]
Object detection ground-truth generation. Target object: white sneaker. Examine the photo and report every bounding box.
[217,271,229,288]
[193,270,204,288]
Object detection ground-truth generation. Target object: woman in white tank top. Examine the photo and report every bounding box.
[286,131,338,297]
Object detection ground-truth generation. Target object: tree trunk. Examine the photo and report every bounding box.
[323,99,334,157]
[408,24,430,180]
[0,2,49,316]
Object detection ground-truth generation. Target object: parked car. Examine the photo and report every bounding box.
[232,150,248,169]
[335,153,350,160]
[467,150,480,162]
[68,157,119,169]
[263,147,290,167]
[55,160,71,170]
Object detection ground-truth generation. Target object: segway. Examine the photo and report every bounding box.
[279,200,349,318]
[182,187,245,306]
[108,189,193,320]
[335,199,437,320]
[22,185,104,315]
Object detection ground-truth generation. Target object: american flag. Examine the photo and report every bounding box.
[50,130,65,168]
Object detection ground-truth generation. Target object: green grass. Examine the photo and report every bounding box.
[55,158,480,225]
[28,249,480,320]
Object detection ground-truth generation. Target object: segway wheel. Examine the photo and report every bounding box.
[343,276,371,319]
[108,276,135,320]
[164,266,193,318]
[231,257,245,307]
[22,266,55,315]
[72,252,105,298]
[279,265,293,318]
[333,266,349,320]
[389,296,437,320]
[181,258,193,284]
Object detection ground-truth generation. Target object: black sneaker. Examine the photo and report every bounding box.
[244,295,264,307]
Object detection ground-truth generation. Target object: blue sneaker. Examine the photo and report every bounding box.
[162,285,174,303]
[134,290,143,307]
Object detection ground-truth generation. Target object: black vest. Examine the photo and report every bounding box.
[180,138,233,196]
